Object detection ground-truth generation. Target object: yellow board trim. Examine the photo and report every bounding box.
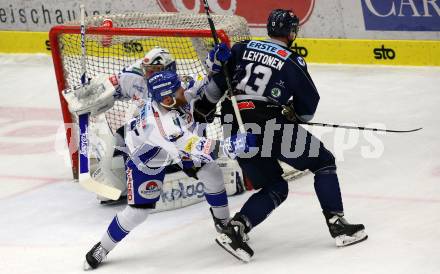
[0,31,50,53]
[1,31,439,66]
[291,38,440,66]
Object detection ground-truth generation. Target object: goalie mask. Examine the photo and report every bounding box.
[267,9,300,46]
[147,70,181,109]
[141,47,177,78]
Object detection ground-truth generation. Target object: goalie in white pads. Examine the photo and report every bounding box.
[75,69,252,270]
[64,46,178,203]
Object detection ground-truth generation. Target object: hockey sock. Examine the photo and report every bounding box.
[100,206,151,252]
[240,180,288,230]
[205,190,229,220]
[314,168,344,213]
[197,162,230,220]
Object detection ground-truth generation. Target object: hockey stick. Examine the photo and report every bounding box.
[211,112,420,133]
[264,97,422,133]
[77,4,121,200]
[300,121,422,133]
[202,0,246,134]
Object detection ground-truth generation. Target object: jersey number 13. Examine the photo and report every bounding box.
[236,63,272,96]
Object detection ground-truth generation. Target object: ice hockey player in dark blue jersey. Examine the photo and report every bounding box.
[197,9,368,262]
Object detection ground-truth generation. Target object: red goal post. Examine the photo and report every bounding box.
[49,12,251,179]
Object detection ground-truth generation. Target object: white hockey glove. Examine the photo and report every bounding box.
[205,43,231,74]
[222,132,257,160]
[62,74,115,116]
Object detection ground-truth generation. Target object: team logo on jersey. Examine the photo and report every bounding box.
[297,56,306,67]
[271,88,282,98]
[139,180,161,200]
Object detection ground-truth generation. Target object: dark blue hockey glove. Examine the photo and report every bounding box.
[205,43,231,74]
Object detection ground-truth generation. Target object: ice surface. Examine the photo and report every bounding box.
[0,54,439,274]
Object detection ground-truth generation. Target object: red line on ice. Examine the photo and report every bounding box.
[0,174,69,200]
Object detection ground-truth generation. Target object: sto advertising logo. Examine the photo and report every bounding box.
[291,43,308,58]
[373,45,396,60]
[361,0,440,31]
[156,0,315,27]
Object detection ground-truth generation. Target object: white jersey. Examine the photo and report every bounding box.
[116,69,215,169]
[111,60,148,100]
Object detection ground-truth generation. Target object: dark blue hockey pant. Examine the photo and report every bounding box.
[236,123,344,229]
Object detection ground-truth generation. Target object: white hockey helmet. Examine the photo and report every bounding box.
[141,47,176,78]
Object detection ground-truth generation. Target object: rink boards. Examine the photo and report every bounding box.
[0,30,439,66]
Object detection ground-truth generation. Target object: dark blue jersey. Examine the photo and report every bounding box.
[214,39,320,121]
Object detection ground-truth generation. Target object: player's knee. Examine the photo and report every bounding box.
[310,147,336,174]
[264,180,289,206]
[117,205,151,230]
[197,162,224,194]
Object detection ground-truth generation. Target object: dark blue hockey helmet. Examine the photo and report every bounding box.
[267,9,300,38]
[147,70,181,108]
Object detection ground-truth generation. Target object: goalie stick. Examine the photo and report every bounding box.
[77,4,121,200]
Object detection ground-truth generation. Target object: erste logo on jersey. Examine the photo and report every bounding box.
[247,40,291,60]
[156,0,315,27]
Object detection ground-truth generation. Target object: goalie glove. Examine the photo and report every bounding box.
[63,74,116,116]
[222,133,257,160]
[205,43,231,74]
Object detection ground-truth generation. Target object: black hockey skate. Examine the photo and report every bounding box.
[84,242,109,270]
[323,211,368,247]
[215,213,254,262]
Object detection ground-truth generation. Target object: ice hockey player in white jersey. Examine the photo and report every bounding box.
[77,69,253,270]
[79,46,196,204]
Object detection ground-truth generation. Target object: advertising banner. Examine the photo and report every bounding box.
[361,0,440,31]
[155,0,314,27]
[0,0,315,32]
[1,0,440,39]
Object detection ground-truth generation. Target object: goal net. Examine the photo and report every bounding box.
[49,12,305,186]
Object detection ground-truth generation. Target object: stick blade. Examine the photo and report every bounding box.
[78,176,122,200]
